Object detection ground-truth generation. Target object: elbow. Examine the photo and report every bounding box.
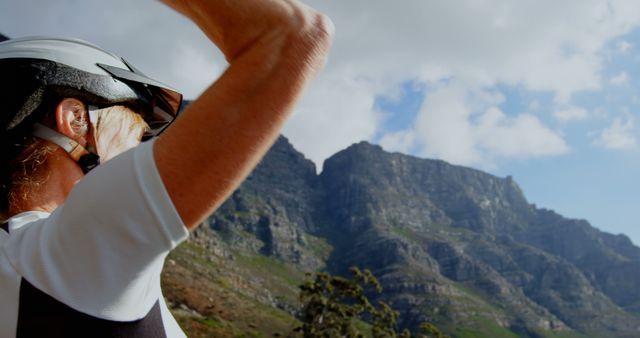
[284,9,335,57]
[305,12,335,50]
[223,8,334,68]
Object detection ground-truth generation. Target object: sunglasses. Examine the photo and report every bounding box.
[96,60,183,141]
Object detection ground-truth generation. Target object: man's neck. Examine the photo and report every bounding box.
[8,148,83,216]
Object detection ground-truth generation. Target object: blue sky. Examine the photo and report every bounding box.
[2,0,640,244]
[496,31,640,240]
[372,75,640,242]
[365,25,640,242]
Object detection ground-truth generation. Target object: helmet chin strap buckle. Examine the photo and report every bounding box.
[78,153,100,174]
[31,123,101,174]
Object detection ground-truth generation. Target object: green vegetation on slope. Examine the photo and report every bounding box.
[163,241,299,337]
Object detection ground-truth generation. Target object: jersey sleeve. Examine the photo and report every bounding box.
[2,140,189,321]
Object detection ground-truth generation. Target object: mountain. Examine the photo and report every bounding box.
[0,34,8,42]
[162,137,640,338]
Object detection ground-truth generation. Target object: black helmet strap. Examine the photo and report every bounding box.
[31,123,101,174]
[77,152,101,174]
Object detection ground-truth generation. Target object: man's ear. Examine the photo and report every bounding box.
[55,98,88,146]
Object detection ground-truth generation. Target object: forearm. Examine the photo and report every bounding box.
[160,0,329,61]
[154,0,333,228]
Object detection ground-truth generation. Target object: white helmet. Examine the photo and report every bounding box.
[0,36,183,174]
[0,36,182,140]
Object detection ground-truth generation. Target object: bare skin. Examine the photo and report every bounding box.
[8,147,83,215]
[153,0,333,228]
[8,0,333,231]
[9,99,146,215]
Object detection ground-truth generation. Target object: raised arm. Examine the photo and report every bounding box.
[154,0,333,228]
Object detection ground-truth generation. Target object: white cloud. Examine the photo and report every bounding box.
[529,100,541,111]
[379,131,417,155]
[475,107,569,158]
[0,0,226,99]
[165,41,224,99]
[307,0,640,96]
[594,115,638,149]
[554,106,590,122]
[282,70,382,169]
[293,0,640,166]
[609,72,629,86]
[387,83,569,168]
[3,0,640,168]
[618,40,633,53]
[413,84,482,165]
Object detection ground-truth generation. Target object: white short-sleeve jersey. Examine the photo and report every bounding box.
[0,140,189,337]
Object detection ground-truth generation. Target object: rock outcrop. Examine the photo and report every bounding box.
[168,137,640,338]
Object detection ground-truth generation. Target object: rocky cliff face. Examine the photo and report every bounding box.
[319,142,640,337]
[208,137,327,270]
[165,137,640,338]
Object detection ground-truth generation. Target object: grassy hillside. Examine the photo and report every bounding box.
[162,240,301,337]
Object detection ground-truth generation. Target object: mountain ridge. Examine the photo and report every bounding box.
[159,135,640,337]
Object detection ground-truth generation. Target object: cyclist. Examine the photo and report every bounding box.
[0,0,333,336]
